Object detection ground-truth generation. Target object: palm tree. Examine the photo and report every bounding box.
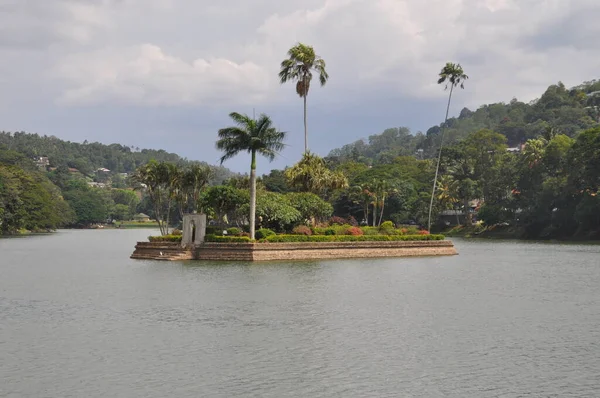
[285,151,348,195]
[279,43,329,153]
[216,112,286,240]
[427,62,469,232]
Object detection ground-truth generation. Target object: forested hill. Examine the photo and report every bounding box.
[0,131,236,183]
[327,79,600,164]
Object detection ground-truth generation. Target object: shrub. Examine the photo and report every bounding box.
[324,228,336,236]
[171,229,183,236]
[379,221,395,235]
[347,216,359,226]
[148,234,182,242]
[361,226,380,235]
[418,230,430,235]
[345,226,364,236]
[329,216,347,225]
[255,228,276,239]
[264,234,445,243]
[205,234,252,243]
[227,227,242,236]
[292,225,312,236]
[205,226,219,235]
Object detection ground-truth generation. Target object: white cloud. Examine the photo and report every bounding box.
[56,44,271,106]
[2,0,600,119]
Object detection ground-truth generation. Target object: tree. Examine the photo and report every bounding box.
[216,112,286,240]
[131,160,179,235]
[285,152,348,195]
[427,62,469,232]
[279,43,328,152]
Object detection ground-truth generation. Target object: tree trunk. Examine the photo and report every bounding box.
[372,201,377,227]
[303,93,308,153]
[379,198,385,226]
[463,196,472,226]
[427,84,455,232]
[249,150,257,240]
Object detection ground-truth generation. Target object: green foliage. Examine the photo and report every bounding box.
[227,227,242,236]
[255,228,276,240]
[286,192,333,223]
[292,225,312,235]
[205,234,252,243]
[250,191,301,231]
[263,234,445,243]
[379,221,395,234]
[148,234,182,242]
[285,152,348,194]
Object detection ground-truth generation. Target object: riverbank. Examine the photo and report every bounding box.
[443,224,600,241]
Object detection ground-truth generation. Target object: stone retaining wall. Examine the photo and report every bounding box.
[130,242,194,261]
[196,240,457,261]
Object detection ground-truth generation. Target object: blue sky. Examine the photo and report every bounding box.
[1,0,599,174]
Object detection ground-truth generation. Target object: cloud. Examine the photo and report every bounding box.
[2,0,600,172]
[56,44,271,106]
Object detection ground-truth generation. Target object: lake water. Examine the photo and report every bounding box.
[1,230,599,397]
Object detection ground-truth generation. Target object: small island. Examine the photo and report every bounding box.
[131,214,457,261]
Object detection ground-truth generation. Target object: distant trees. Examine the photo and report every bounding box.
[216,112,286,240]
[279,43,328,152]
[0,148,74,234]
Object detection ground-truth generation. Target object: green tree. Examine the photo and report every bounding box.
[216,112,286,240]
[279,43,328,152]
[286,192,333,224]
[285,152,348,195]
[428,62,469,232]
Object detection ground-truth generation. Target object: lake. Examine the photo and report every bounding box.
[1,229,599,397]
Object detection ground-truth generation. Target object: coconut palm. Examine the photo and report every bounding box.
[279,43,329,153]
[427,62,469,232]
[216,112,286,240]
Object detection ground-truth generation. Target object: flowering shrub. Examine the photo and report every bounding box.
[292,225,312,236]
[329,216,347,225]
[418,230,430,235]
[345,226,364,236]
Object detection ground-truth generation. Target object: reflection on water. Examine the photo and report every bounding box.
[1,231,599,397]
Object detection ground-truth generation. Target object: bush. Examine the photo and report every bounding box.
[227,227,242,236]
[255,228,276,239]
[171,229,183,236]
[148,234,182,242]
[347,216,359,227]
[292,225,312,236]
[379,221,395,235]
[205,226,220,235]
[324,228,336,235]
[345,226,364,236]
[361,226,380,235]
[418,230,430,235]
[329,216,347,225]
[264,234,445,243]
[205,234,252,243]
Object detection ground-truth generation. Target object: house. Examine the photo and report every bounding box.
[35,157,50,169]
[133,213,151,222]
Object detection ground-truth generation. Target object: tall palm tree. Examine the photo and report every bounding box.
[427,62,468,232]
[279,43,329,153]
[216,112,286,240]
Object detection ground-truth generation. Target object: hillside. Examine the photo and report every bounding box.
[327,80,600,164]
[0,132,236,184]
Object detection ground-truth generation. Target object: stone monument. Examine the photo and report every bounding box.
[181,213,207,247]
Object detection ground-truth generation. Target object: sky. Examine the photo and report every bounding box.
[1,0,600,174]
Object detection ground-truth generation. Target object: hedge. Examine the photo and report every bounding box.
[263,234,445,243]
[148,234,182,242]
[205,234,252,243]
